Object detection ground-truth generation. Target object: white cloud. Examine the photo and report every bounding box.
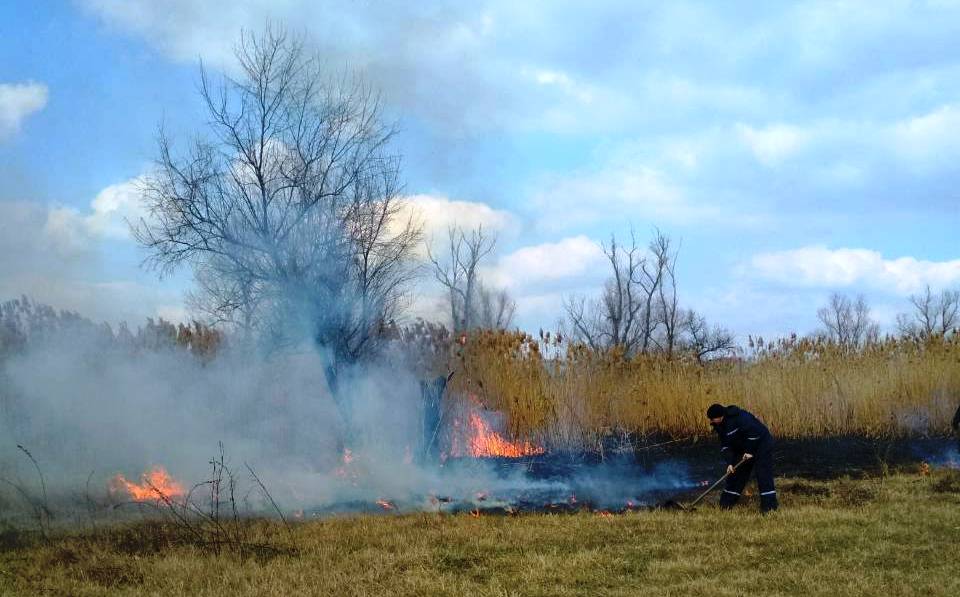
[0,82,48,139]
[486,235,606,291]
[749,246,960,295]
[737,123,809,166]
[400,194,516,249]
[86,178,150,239]
[43,177,147,249]
[891,104,960,168]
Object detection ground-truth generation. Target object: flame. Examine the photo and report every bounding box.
[376,499,396,511]
[465,413,544,458]
[110,466,185,502]
[334,448,360,485]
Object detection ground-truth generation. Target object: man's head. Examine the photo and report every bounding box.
[706,403,725,425]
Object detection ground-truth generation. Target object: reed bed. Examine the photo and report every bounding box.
[442,331,960,449]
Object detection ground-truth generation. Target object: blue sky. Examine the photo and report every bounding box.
[1,0,959,338]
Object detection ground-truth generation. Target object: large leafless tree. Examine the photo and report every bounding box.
[896,285,959,338]
[134,27,421,373]
[427,225,515,332]
[564,229,676,356]
[816,293,880,347]
[564,229,733,360]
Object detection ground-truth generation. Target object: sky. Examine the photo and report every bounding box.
[1,0,959,339]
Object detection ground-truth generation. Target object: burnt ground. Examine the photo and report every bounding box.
[467,434,957,481]
[634,434,958,480]
[309,435,959,516]
[435,435,959,512]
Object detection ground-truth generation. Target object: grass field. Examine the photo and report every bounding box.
[2,469,959,596]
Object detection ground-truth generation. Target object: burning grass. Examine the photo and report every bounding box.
[109,466,186,503]
[2,472,959,596]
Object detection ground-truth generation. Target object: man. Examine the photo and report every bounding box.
[707,403,778,513]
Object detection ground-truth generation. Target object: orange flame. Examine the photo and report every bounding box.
[334,448,360,486]
[465,413,545,458]
[376,499,396,511]
[110,466,185,502]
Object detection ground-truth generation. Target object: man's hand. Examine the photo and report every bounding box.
[743,453,754,460]
[726,465,735,475]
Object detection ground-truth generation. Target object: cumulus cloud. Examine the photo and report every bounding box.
[49,177,149,242]
[0,82,48,139]
[480,236,608,327]
[401,193,515,240]
[0,178,183,325]
[487,236,605,292]
[749,246,960,295]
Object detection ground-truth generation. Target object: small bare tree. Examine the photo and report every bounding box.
[427,225,499,332]
[896,285,959,338]
[816,293,880,347]
[682,309,736,363]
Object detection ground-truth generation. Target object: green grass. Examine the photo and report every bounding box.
[2,471,959,596]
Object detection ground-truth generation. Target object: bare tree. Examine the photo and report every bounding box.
[134,27,421,374]
[816,293,880,347]
[896,285,959,338]
[427,225,498,332]
[652,234,681,356]
[682,309,736,363]
[564,229,675,356]
[475,284,516,330]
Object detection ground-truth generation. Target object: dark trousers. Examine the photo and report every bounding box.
[719,450,778,512]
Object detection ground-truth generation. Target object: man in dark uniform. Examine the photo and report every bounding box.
[707,403,778,512]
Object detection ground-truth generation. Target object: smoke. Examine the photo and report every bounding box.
[0,319,694,517]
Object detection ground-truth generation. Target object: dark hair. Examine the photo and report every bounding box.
[706,403,726,419]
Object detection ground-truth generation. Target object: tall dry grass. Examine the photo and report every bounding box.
[440,330,960,449]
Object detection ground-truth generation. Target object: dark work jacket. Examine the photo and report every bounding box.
[713,405,774,465]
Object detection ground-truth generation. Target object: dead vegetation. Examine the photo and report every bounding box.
[430,329,960,450]
[2,472,958,596]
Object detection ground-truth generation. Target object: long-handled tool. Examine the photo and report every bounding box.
[679,456,750,511]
